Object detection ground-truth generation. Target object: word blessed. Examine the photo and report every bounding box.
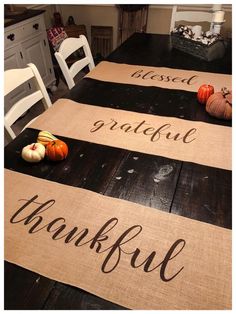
[131,69,198,85]
[90,119,197,144]
[11,195,186,282]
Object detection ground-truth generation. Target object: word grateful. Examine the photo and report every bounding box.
[90,119,197,144]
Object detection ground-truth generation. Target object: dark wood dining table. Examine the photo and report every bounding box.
[4,33,232,310]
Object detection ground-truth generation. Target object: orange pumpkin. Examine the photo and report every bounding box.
[197,84,214,105]
[206,88,232,120]
[46,139,68,161]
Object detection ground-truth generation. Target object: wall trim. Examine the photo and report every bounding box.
[16,4,232,13]
[24,4,50,10]
[149,4,231,12]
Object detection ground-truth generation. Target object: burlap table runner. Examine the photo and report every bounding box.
[5,169,231,309]
[86,61,232,92]
[30,99,231,170]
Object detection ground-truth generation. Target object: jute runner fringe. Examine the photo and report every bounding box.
[30,99,231,170]
[5,169,231,310]
[86,61,232,92]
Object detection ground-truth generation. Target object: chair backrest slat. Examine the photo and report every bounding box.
[55,35,95,90]
[170,5,213,32]
[4,67,34,96]
[4,63,52,141]
[5,90,43,127]
[70,57,91,79]
[58,37,84,60]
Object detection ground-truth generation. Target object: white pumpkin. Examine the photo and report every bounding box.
[21,143,45,163]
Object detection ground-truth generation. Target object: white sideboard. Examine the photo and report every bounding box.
[4,11,56,112]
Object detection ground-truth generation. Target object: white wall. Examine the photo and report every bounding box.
[17,4,232,49]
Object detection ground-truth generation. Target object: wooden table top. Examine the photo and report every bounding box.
[4,33,232,310]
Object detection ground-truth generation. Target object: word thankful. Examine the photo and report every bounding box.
[131,69,198,85]
[11,195,186,282]
[90,119,197,144]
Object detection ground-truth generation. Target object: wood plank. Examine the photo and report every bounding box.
[104,151,182,212]
[107,33,232,74]
[66,79,231,126]
[171,162,232,229]
[4,128,128,192]
[4,262,55,310]
[44,139,128,192]
[43,283,126,310]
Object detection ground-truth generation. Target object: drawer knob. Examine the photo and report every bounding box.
[7,33,15,41]
[33,23,39,30]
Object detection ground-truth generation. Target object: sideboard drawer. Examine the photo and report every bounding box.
[5,26,24,48]
[4,15,44,49]
[22,16,43,39]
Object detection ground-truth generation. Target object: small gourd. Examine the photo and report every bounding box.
[197,84,214,105]
[37,130,58,146]
[21,143,45,163]
[206,88,232,120]
[46,139,68,161]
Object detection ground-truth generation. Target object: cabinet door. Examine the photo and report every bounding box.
[21,33,54,86]
[4,46,30,113]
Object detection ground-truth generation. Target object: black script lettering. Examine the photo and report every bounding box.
[160,75,171,82]
[133,120,150,134]
[90,117,197,144]
[11,196,186,282]
[120,123,133,132]
[166,131,183,141]
[130,239,185,281]
[172,77,182,83]
[130,248,161,270]
[35,217,66,234]
[131,69,198,86]
[51,225,89,243]
[109,119,120,131]
[142,71,155,80]
[125,239,185,282]
[182,128,197,143]
[11,196,90,244]
[90,120,106,132]
[73,218,118,248]
[10,195,55,234]
[143,127,155,135]
[10,195,40,223]
[149,74,161,80]
[46,217,66,233]
[90,119,119,133]
[150,124,172,142]
[150,124,196,144]
[51,218,118,249]
[166,130,196,142]
[100,225,143,273]
[90,218,118,252]
[160,239,185,281]
[186,75,198,85]
[131,69,143,78]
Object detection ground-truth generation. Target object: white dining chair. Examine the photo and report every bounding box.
[170,5,213,32]
[4,63,52,140]
[54,35,95,90]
